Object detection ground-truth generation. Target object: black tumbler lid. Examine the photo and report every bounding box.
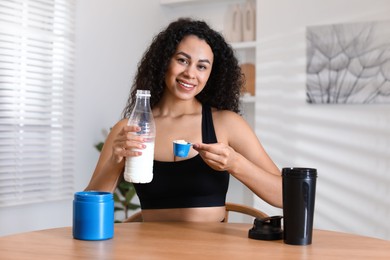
[282,167,317,178]
[248,216,283,240]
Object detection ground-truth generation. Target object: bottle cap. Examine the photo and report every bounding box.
[136,90,151,97]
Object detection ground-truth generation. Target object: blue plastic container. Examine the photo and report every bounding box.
[73,191,114,241]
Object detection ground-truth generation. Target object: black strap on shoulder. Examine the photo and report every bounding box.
[202,105,218,144]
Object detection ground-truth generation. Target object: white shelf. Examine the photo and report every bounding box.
[230,41,256,49]
[161,0,240,7]
[240,95,256,103]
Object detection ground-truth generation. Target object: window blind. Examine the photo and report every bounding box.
[0,0,75,206]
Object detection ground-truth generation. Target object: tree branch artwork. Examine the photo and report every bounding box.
[306,20,390,104]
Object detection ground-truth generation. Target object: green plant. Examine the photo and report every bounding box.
[95,135,140,223]
[113,180,140,222]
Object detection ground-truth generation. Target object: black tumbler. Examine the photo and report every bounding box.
[282,167,317,245]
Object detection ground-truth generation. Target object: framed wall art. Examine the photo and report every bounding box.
[306,20,390,104]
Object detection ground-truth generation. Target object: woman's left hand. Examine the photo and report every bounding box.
[192,143,238,172]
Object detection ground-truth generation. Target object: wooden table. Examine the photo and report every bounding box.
[1,222,389,259]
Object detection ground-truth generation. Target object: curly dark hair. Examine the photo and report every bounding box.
[122,17,244,118]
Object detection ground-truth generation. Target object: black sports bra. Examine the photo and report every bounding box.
[133,105,230,209]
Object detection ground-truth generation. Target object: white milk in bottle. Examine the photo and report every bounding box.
[124,90,155,183]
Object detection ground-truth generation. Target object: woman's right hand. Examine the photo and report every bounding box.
[85,122,146,192]
[112,125,146,163]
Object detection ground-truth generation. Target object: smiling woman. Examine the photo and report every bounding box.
[85,18,282,222]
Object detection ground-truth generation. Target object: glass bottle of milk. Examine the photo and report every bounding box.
[124,90,155,183]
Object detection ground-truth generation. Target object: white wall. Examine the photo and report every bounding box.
[74,0,169,192]
[254,0,390,240]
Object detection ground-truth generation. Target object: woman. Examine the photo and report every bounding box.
[85,18,282,222]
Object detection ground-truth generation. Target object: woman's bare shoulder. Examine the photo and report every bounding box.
[211,108,253,141]
[211,108,246,124]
